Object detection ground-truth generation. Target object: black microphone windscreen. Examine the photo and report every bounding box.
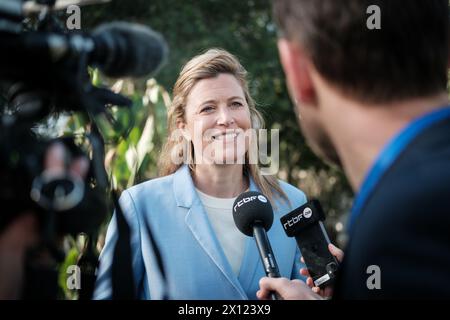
[92,22,168,78]
[232,191,274,237]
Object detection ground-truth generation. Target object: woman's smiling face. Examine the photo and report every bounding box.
[181,73,252,165]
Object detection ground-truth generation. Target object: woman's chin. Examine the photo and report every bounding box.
[196,144,248,165]
[212,154,247,165]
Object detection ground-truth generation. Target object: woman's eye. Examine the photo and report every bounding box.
[201,106,214,113]
[231,101,243,108]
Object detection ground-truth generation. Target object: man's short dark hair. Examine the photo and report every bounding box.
[273,0,449,103]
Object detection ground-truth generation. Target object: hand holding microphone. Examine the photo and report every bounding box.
[232,191,282,300]
[257,244,344,300]
[257,200,344,300]
[300,243,343,298]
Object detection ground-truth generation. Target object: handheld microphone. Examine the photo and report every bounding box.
[232,191,281,300]
[280,200,339,288]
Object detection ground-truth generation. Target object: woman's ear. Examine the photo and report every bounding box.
[176,119,190,141]
[176,119,185,130]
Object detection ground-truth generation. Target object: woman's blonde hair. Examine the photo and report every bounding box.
[158,48,288,205]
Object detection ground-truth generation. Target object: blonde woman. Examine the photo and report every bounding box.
[94,49,307,299]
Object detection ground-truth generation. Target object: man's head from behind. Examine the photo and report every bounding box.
[273,0,449,165]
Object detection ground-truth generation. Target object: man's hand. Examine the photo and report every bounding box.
[0,212,38,299]
[300,243,344,298]
[257,277,323,300]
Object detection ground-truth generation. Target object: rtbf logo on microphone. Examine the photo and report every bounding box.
[283,206,313,230]
[233,194,268,212]
[303,207,312,218]
[258,195,267,203]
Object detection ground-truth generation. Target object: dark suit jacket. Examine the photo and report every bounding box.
[334,115,450,299]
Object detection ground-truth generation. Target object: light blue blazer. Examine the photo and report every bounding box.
[94,165,307,300]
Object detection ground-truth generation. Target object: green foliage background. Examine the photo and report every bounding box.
[56,0,354,298]
[81,0,353,216]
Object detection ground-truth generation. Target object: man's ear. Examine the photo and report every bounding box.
[277,38,315,104]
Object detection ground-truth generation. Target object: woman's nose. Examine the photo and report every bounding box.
[216,107,234,126]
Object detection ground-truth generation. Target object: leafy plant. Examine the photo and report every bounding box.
[56,71,171,299]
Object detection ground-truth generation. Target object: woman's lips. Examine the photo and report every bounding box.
[212,132,238,141]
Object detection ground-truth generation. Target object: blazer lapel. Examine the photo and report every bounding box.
[173,165,247,299]
[237,236,260,294]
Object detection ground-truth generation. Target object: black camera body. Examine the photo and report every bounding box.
[0,0,125,299]
[0,0,167,299]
